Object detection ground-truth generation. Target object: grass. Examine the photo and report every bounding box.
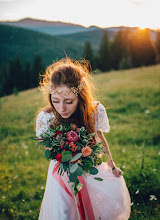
[0,65,160,219]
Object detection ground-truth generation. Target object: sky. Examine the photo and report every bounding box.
[0,0,160,29]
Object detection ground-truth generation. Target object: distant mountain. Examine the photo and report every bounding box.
[0,18,97,36]
[0,24,84,66]
[58,29,115,47]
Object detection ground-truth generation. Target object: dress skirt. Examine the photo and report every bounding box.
[38,160,131,220]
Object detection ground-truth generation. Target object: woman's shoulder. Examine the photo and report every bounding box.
[37,106,55,122]
[93,101,106,113]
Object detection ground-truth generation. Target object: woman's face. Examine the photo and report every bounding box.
[51,85,79,119]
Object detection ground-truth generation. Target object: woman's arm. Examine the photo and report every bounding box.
[97,130,122,177]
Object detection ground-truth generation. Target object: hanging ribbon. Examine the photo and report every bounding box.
[52,162,95,220]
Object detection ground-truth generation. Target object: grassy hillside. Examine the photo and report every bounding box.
[0,24,84,67]
[0,65,160,219]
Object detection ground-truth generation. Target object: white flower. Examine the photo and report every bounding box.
[2,209,4,212]
[41,186,44,190]
[22,199,25,202]
[153,169,156,172]
[158,152,160,156]
[131,202,134,206]
[14,175,18,179]
[25,151,28,155]
[22,144,28,149]
[122,149,126,153]
[122,165,126,169]
[2,196,5,199]
[135,189,139,194]
[145,109,150,114]
[29,210,32,213]
[149,195,157,201]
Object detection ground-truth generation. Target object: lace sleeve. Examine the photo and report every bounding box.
[36,111,55,137]
[95,103,110,133]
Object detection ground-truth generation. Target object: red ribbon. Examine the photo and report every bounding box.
[52,162,95,220]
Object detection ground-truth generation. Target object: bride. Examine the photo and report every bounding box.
[35,58,131,220]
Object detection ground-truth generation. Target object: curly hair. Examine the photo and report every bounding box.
[35,57,98,134]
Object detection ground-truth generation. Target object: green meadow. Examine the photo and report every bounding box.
[0,65,160,219]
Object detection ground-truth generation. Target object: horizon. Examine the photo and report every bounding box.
[0,0,160,30]
[0,17,159,31]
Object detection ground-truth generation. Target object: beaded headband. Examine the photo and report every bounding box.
[49,81,85,96]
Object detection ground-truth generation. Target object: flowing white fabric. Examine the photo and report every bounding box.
[36,103,131,220]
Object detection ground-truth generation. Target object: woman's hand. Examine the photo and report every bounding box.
[112,167,122,178]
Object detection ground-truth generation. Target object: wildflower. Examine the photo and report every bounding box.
[153,169,156,172]
[122,149,126,153]
[131,202,134,206]
[135,189,139,194]
[145,109,150,114]
[8,185,12,188]
[149,195,157,201]
[41,186,44,190]
[2,196,5,199]
[25,151,28,155]
[122,165,126,169]
[10,209,14,213]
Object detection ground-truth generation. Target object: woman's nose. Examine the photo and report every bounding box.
[60,102,66,112]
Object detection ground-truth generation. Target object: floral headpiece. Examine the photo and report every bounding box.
[49,81,85,96]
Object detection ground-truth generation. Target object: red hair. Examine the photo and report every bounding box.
[35,58,98,134]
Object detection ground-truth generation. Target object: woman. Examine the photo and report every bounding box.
[35,58,131,220]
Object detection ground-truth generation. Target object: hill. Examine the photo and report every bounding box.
[0,24,84,67]
[0,18,93,36]
[0,64,160,219]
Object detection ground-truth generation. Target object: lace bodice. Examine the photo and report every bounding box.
[36,102,110,138]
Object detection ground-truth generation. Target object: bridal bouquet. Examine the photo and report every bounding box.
[33,120,108,195]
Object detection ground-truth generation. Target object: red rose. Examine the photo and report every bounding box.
[66,130,79,143]
[55,153,62,162]
[53,131,63,138]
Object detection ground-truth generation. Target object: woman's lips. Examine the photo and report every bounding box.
[61,113,68,117]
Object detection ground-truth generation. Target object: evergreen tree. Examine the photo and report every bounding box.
[32,54,44,88]
[129,28,157,67]
[14,55,23,90]
[111,29,131,70]
[155,32,160,63]
[99,33,110,71]
[83,41,94,71]
[23,61,31,89]
[0,62,9,96]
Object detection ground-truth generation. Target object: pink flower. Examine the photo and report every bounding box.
[66,130,79,143]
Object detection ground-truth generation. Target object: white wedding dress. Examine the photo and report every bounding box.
[36,103,131,220]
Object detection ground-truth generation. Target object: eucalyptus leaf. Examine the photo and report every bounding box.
[43,150,50,160]
[70,163,78,173]
[90,167,98,175]
[62,154,72,162]
[94,177,103,181]
[70,153,82,162]
[69,173,78,182]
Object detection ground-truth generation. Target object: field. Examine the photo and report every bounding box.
[0,65,160,219]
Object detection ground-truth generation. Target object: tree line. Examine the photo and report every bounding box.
[0,28,160,97]
[84,28,160,71]
[0,55,44,97]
